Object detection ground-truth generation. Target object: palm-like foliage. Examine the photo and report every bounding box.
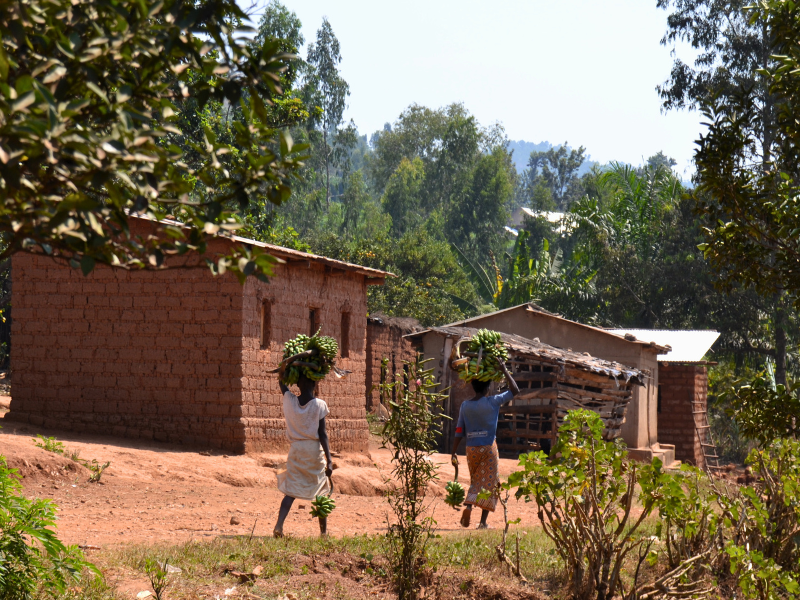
[568,163,681,265]
[563,162,686,326]
[451,230,580,312]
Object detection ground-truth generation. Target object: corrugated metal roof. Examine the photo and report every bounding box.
[605,329,720,363]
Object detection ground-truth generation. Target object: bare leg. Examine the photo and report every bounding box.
[478,509,490,528]
[318,516,328,536]
[274,495,294,537]
[460,505,472,528]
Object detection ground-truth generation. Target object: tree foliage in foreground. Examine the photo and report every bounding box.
[0,0,306,280]
[0,457,97,599]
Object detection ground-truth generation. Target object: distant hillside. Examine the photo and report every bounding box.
[507,139,598,176]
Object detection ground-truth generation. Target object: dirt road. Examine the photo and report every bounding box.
[0,414,540,547]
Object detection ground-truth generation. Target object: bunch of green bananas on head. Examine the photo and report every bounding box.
[455,329,509,383]
[280,330,339,385]
[310,494,336,518]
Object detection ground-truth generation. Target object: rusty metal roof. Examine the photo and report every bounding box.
[230,233,393,280]
[605,329,720,363]
[129,214,393,280]
[409,325,645,386]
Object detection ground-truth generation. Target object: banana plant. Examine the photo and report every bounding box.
[450,230,575,312]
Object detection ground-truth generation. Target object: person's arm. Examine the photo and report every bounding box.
[496,356,520,397]
[451,437,464,467]
[451,407,465,465]
[318,417,333,477]
[278,362,289,394]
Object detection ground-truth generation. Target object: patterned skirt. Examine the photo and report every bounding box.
[465,442,500,512]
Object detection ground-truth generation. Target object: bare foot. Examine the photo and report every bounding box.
[273,528,284,539]
[476,523,490,530]
[460,507,471,528]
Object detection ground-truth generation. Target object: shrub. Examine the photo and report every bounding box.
[507,410,658,600]
[720,439,800,600]
[0,456,98,599]
[379,354,448,600]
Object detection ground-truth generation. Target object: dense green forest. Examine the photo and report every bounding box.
[229,1,798,396]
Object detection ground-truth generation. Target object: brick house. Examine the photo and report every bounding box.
[607,329,720,467]
[5,217,390,454]
[364,315,422,411]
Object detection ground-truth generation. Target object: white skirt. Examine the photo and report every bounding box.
[277,439,330,501]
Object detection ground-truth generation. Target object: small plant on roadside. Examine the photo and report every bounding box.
[0,456,98,599]
[641,464,722,571]
[79,459,111,483]
[379,354,449,600]
[479,485,526,583]
[142,557,170,600]
[33,435,64,455]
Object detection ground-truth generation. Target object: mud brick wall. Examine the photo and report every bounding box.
[7,252,248,450]
[240,264,370,453]
[658,363,707,467]
[364,318,420,410]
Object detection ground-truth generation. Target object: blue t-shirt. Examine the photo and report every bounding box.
[454,390,513,447]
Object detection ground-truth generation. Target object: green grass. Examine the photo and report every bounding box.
[44,528,560,600]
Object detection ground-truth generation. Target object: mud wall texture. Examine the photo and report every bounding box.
[657,363,707,467]
[240,263,370,453]
[364,317,421,411]
[8,252,247,449]
[8,244,374,453]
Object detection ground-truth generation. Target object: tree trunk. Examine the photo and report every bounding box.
[324,128,330,207]
[775,294,787,387]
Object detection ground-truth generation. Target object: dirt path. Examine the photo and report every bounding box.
[0,413,540,547]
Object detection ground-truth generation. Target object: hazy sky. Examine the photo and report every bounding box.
[246,1,703,176]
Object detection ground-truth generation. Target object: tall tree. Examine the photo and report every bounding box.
[657,0,789,382]
[446,147,514,265]
[520,144,586,210]
[307,17,350,205]
[382,157,426,237]
[694,0,800,382]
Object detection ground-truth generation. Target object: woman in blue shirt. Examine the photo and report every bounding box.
[451,357,519,529]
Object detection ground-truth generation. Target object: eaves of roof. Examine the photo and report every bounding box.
[129,214,394,281]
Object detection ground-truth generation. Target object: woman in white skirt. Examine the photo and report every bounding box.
[274,369,333,537]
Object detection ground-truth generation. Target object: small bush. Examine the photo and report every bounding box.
[33,435,64,455]
[0,456,98,599]
[379,354,448,600]
[720,439,800,600]
[507,410,659,600]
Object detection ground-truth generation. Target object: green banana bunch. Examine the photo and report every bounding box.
[454,329,509,383]
[280,330,339,385]
[310,494,336,518]
[444,481,465,508]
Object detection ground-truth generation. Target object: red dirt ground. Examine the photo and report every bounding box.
[0,404,541,547]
